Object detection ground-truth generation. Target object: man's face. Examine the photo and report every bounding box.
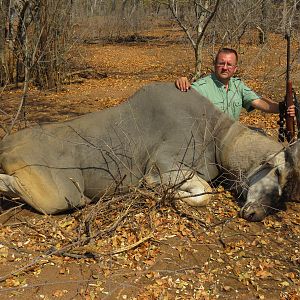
[214,52,237,83]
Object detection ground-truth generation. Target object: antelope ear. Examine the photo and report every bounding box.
[263,151,285,170]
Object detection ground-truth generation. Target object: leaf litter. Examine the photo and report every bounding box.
[0,28,300,299]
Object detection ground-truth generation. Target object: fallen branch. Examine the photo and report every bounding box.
[101,233,153,255]
[0,203,24,219]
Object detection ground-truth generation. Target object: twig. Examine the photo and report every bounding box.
[0,204,25,218]
[218,217,237,248]
[102,233,153,255]
[73,234,154,257]
[173,190,221,200]
[0,278,98,293]
[0,231,153,283]
[210,216,237,228]
[0,247,60,283]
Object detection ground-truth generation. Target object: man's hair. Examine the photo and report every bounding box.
[215,48,238,63]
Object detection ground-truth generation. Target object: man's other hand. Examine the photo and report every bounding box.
[287,104,296,117]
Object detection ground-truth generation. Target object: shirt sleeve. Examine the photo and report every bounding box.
[191,79,209,98]
[239,81,260,112]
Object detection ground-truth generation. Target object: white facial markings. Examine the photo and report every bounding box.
[246,167,280,205]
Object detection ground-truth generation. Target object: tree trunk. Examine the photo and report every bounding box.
[194,38,204,79]
[0,0,9,65]
[259,0,270,44]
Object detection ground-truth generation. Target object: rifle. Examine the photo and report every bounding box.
[295,89,300,140]
[278,32,299,143]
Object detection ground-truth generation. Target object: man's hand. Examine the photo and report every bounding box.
[175,77,191,92]
[287,104,296,117]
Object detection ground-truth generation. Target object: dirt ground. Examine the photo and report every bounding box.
[0,25,300,299]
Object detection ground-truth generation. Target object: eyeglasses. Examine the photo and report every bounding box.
[215,62,237,69]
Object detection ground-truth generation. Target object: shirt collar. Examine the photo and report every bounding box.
[212,73,234,90]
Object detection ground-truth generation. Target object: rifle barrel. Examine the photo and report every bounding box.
[285,32,295,142]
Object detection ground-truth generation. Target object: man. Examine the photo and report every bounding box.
[175,48,295,120]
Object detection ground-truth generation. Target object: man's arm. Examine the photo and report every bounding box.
[251,97,295,116]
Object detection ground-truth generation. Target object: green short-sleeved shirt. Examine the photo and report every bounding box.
[191,73,260,120]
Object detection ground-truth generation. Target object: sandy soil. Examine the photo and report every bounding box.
[0,26,300,299]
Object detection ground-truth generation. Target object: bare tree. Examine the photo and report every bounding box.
[0,0,10,85]
[282,0,299,33]
[209,0,263,49]
[167,0,221,78]
[0,0,75,132]
[0,0,74,90]
[258,0,270,44]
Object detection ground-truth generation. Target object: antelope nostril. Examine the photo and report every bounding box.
[247,212,256,221]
